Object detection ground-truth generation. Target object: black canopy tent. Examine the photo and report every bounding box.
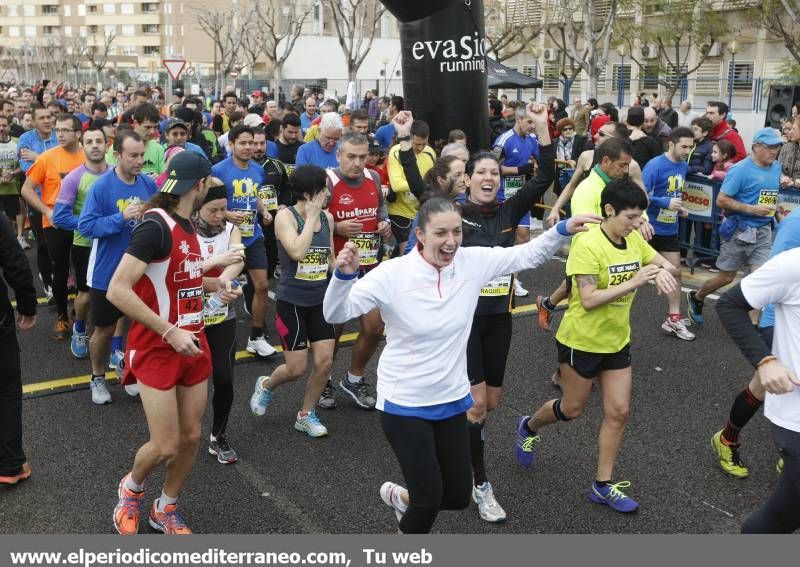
[486,57,543,89]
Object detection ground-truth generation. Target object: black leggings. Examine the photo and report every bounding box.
[742,424,800,533]
[0,327,24,477]
[43,227,73,317]
[28,211,52,288]
[380,411,472,534]
[205,318,236,437]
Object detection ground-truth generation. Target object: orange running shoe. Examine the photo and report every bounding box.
[536,295,553,331]
[0,462,31,485]
[149,501,192,534]
[113,474,144,535]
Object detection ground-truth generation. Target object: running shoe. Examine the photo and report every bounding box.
[113,474,144,535]
[123,382,140,397]
[514,279,530,297]
[687,290,704,326]
[0,463,31,485]
[317,379,337,410]
[249,376,273,416]
[16,235,30,250]
[536,295,553,331]
[661,317,696,341]
[52,315,70,340]
[294,409,329,437]
[777,457,784,474]
[514,416,540,470]
[589,480,640,513]
[246,335,277,357]
[209,434,239,464]
[379,481,408,522]
[43,284,54,306]
[90,375,112,405]
[472,482,507,523]
[339,376,376,409]
[149,501,192,535]
[108,349,124,370]
[70,328,89,358]
[711,430,749,478]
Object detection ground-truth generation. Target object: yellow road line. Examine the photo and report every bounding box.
[22,331,361,395]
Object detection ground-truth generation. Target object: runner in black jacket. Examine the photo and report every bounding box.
[460,103,554,523]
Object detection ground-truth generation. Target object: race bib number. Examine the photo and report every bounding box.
[234,208,256,238]
[656,208,678,224]
[202,293,228,326]
[258,185,278,211]
[285,165,295,178]
[480,274,512,297]
[504,175,525,199]
[607,262,640,305]
[177,287,204,327]
[758,189,778,216]
[296,246,330,281]
[350,232,380,267]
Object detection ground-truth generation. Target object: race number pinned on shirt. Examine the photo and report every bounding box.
[350,232,380,266]
[758,189,779,216]
[234,208,256,237]
[177,287,204,327]
[656,208,678,224]
[504,175,525,199]
[203,294,228,326]
[258,184,278,211]
[480,274,512,297]
[296,246,330,281]
[607,262,640,305]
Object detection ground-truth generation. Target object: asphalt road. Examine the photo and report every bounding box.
[1,248,781,534]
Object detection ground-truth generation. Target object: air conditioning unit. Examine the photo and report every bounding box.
[641,44,658,59]
[700,43,721,57]
[543,48,558,62]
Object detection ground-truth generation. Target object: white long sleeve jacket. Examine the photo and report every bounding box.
[323,226,570,413]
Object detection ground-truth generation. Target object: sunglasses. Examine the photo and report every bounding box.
[761,143,781,150]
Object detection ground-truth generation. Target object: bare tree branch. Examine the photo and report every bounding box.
[325,0,387,82]
[191,5,245,94]
[484,0,543,63]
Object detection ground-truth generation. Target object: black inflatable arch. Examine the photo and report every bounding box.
[380,0,489,152]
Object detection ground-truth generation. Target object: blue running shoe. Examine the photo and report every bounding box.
[515,416,540,469]
[109,349,124,370]
[250,376,273,416]
[70,329,89,359]
[686,290,704,326]
[589,481,639,513]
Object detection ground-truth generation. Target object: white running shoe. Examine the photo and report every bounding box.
[379,481,408,523]
[294,410,328,437]
[514,279,529,297]
[123,382,140,397]
[472,482,507,522]
[246,336,277,357]
[661,317,696,341]
[17,235,30,250]
[90,376,112,405]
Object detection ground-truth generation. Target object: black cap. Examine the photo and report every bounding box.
[165,117,189,132]
[160,151,212,196]
[174,107,197,124]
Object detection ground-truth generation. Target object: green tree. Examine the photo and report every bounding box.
[616,0,729,101]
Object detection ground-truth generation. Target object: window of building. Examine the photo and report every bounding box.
[7,6,17,17]
[313,2,323,34]
[123,46,137,56]
[121,3,135,15]
[42,5,59,15]
[24,25,36,37]
[43,26,57,36]
[611,64,632,92]
[143,24,159,34]
[122,24,135,36]
[639,63,659,91]
[88,25,99,34]
[64,5,71,17]
[104,3,116,15]
[163,2,172,15]
[79,26,87,37]
[78,5,86,16]
[521,65,538,78]
[729,60,754,93]
[144,45,160,55]
[142,3,158,13]
[64,26,72,37]
[88,6,98,14]
[8,26,20,38]
[105,25,117,36]
[542,62,560,90]
[23,5,35,17]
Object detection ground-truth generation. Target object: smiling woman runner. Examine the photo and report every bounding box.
[323,196,599,534]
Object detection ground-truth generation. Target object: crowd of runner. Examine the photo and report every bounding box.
[0,80,798,535]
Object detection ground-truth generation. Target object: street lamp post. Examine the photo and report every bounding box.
[727,40,739,111]
[381,57,389,95]
[616,45,627,108]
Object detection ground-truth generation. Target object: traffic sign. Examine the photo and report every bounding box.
[162,59,186,81]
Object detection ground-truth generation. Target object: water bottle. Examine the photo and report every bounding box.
[205,279,240,311]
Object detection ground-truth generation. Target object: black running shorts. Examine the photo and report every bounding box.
[556,339,631,380]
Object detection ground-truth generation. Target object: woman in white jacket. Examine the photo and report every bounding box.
[323,196,599,533]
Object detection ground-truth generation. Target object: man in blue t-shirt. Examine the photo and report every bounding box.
[375,96,404,152]
[294,113,342,170]
[77,130,158,404]
[211,125,277,358]
[688,127,789,326]
[299,97,319,135]
[642,126,694,340]
[492,103,540,296]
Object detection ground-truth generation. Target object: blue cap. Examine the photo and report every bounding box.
[752,127,782,146]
